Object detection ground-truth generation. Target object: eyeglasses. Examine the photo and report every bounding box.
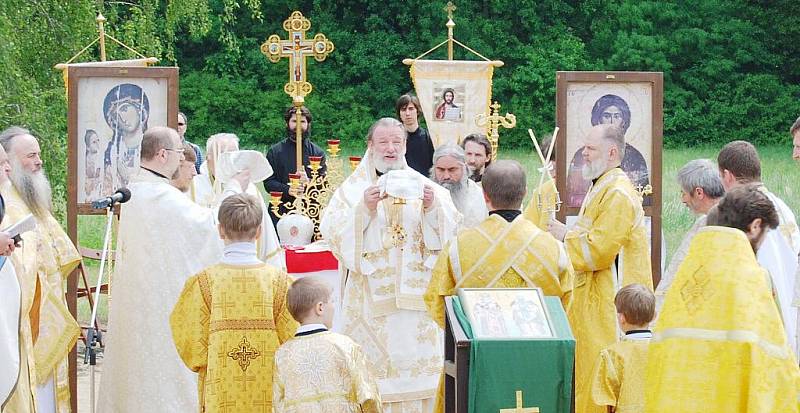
[177,123,185,126]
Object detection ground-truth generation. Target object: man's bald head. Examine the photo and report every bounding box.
[482,160,527,210]
[141,127,179,161]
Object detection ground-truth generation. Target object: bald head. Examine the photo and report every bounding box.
[140,126,183,177]
[482,160,527,210]
[141,127,178,161]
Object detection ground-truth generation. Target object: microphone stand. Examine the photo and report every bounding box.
[83,204,115,413]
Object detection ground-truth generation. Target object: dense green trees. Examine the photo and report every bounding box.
[2,0,800,219]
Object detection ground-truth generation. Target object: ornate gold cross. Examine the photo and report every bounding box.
[261,11,335,176]
[499,390,539,413]
[475,101,516,161]
[227,336,261,372]
[261,11,334,99]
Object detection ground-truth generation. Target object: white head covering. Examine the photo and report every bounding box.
[277,214,315,247]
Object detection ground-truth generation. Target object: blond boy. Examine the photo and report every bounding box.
[273,277,382,412]
[590,283,655,412]
[170,193,298,412]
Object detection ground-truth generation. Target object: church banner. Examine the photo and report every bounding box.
[409,60,494,147]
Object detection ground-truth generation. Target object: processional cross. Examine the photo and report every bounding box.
[499,390,539,413]
[261,11,334,173]
[475,101,517,161]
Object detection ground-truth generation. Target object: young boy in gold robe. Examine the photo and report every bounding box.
[273,276,382,412]
[170,193,298,412]
[590,283,654,412]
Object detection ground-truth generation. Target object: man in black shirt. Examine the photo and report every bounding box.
[263,106,326,229]
[396,94,434,175]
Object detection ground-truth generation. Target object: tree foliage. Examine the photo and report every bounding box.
[2,0,800,220]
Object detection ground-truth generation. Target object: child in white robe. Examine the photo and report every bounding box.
[273,277,382,412]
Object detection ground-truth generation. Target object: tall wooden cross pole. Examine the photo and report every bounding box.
[261,11,334,174]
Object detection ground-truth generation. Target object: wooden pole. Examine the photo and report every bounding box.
[97,14,107,61]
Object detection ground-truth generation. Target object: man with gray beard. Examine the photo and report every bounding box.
[430,144,487,229]
[320,118,459,412]
[547,124,652,413]
[0,127,81,413]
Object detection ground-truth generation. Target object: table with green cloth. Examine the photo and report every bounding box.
[451,296,575,413]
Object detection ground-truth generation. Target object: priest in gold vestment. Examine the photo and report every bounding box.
[523,178,557,231]
[273,277,381,412]
[171,194,298,412]
[548,124,652,413]
[321,118,459,413]
[0,127,81,413]
[647,185,800,412]
[425,160,573,329]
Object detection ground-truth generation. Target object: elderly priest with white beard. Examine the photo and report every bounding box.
[0,127,82,413]
[321,117,460,412]
[547,124,653,413]
[98,127,250,413]
[430,143,487,229]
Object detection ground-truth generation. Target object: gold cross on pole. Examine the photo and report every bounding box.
[261,11,335,175]
[475,101,516,161]
[261,11,334,99]
[444,2,457,59]
[445,1,457,20]
[499,390,539,413]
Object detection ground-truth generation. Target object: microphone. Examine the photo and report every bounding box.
[92,187,132,209]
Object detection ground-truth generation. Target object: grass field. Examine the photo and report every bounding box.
[73,144,800,325]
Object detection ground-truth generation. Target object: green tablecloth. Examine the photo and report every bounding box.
[452,296,575,413]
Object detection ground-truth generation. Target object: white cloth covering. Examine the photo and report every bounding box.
[97,169,224,413]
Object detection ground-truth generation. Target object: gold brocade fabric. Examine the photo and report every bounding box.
[646,226,800,412]
[590,337,649,412]
[424,213,575,413]
[273,331,382,413]
[563,168,652,413]
[522,179,558,231]
[170,263,298,413]
[424,213,574,330]
[1,182,80,413]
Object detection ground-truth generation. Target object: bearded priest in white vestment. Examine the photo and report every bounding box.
[97,127,226,413]
[430,144,487,230]
[194,132,283,267]
[0,128,81,413]
[321,118,460,413]
[718,140,800,355]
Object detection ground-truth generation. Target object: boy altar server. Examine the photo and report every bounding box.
[590,283,654,412]
[170,193,298,412]
[273,277,382,412]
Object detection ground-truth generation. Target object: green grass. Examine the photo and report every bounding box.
[71,144,800,327]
